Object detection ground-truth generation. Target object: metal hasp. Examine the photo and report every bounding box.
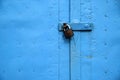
[58,23,93,31]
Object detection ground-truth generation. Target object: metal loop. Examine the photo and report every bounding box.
[66,24,71,29]
[62,23,71,31]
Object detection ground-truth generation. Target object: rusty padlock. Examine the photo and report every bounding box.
[62,23,74,39]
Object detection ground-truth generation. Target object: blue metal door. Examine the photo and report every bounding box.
[0,0,62,80]
[0,0,120,80]
[69,0,120,80]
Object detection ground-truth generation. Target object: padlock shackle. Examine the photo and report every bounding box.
[67,24,71,29]
[63,23,71,31]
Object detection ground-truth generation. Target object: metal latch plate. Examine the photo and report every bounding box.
[58,23,93,31]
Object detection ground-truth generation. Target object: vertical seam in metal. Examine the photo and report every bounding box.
[69,0,71,79]
[79,0,82,80]
[58,0,60,80]
[69,39,71,80]
[89,0,93,80]
[69,0,71,23]
[80,0,82,22]
[88,0,92,80]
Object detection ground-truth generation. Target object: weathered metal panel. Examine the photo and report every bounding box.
[59,0,70,80]
[0,0,120,80]
[91,0,120,80]
[0,0,60,80]
[70,0,120,80]
[70,0,81,80]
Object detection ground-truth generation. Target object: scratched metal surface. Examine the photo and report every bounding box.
[0,0,120,80]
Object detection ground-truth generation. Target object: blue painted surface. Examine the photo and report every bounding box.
[0,0,59,80]
[70,0,120,80]
[0,0,120,80]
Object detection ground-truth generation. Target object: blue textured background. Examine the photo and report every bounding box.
[0,0,120,80]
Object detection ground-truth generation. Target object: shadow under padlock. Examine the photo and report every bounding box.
[62,23,74,39]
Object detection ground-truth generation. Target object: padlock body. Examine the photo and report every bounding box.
[64,29,74,39]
